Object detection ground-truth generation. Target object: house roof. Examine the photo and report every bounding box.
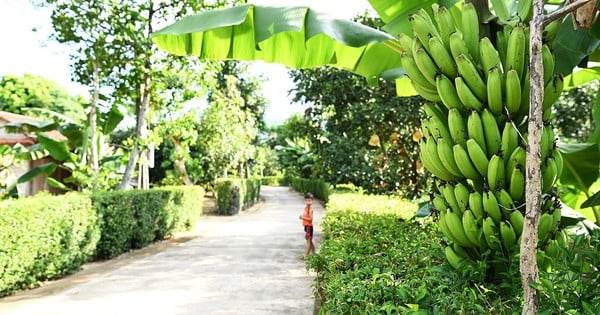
[0,111,66,146]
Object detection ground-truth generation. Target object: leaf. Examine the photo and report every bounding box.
[395,77,418,97]
[552,15,600,76]
[17,162,56,184]
[563,67,600,90]
[580,190,600,208]
[151,4,402,81]
[101,103,125,134]
[46,177,69,190]
[413,201,432,218]
[559,142,599,191]
[2,120,58,133]
[36,133,75,163]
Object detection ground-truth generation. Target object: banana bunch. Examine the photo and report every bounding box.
[403,3,569,269]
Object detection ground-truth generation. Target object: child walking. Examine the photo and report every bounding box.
[299,192,315,259]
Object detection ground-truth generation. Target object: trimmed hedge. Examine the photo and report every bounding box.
[0,185,204,297]
[215,178,261,215]
[290,177,330,202]
[0,193,100,297]
[260,176,288,186]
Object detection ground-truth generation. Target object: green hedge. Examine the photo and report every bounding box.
[215,178,261,215]
[0,193,100,297]
[0,185,204,297]
[290,177,330,202]
[260,176,288,186]
[92,185,204,259]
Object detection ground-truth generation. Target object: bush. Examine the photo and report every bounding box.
[0,193,100,297]
[260,176,287,186]
[215,178,261,215]
[290,177,330,202]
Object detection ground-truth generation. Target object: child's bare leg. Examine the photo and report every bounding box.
[305,238,311,255]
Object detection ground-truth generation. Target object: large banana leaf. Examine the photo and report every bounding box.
[151,4,403,83]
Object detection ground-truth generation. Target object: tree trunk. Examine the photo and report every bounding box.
[167,134,192,185]
[90,57,99,177]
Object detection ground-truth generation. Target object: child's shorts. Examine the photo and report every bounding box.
[304,225,313,240]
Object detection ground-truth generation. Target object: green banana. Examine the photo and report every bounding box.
[505,145,526,185]
[445,245,466,269]
[454,181,471,211]
[487,66,504,116]
[505,25,527,79]
[505,68,522,116]
[437,137,465,178]
[490,0,510,21]
[401,52,437,91]
[466,138,489,177]
[440,182,462,214]
[433,4,456,49]
[455,76,484,112]
[483,190,502,224]
[495,30,508,69]
[423,103,451,140]
[429,36,458,78]
[509,209,524,237]
[461,2,480,64]
[445,209,476,247]
[420,140,457,181]
[467,110,487,156]
[480,37,503,75]
[517,65,531,123]
[449,31,471,60]
[543,20,560,45]
[550,205,562,232]
[413,82,443,102]
[413,45,439,86]
[542,44,555,85]
[453,143,483,180]
[495,188,515,215]
[455,53,487,101]
[398,33,414,56]
[409,11,440,52]
[543,74,564,112]
[462,209,484,247]
[517,0,533,23]
[551,149,564,179]
[436,74,465,111]
[508,164,525,203]
[448,108,468,148]
[538,212,555,246]
[500,221,518,251]
[468,191,485,223]
[501,120,520,157]
[542,157,558,193]
[483,216,502,250]
[432,193,448,213]
[540,125,555,161]
[481,108,502,156]
[487,153,506,192]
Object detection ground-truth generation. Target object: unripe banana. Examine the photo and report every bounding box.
[495,188,515,215]
[483,216,502,250]
[542,44,555,85]
[467,111,487,156]
[517,0,533,23]
[487,153,506,192]
[516,65,531,123]
[541,156,557,195]
[401,52,437,91]
[423,103,451,139]
[487,66,504,116]
[538,212,555,246]
[444,245,466,269]
[495,30,508,68]
[439,209,461,244]
[466,138,489,177]
[449,31,471,60]
[409,11,440,52]
[440,182,462,214]
[551,149,564,179]
[509,209,524,237]
[455,53,487,101]
[505,25,527,79]
[501,120,520,157]
[413,44,439,86]
[461,2,480,64]
[500,220,518,251]
[429,36,458,78]
[433,4,456,49]
[437,137,464,178]
[551,205,562,232]
[398,33,415,56]
[448,108,468,148]
[544,239,561,259]
[543,74,564,112]
[481,108,502,156]
[420,140,458,181]
[462,209,484,247]
[490,0,510,21]
[483,189,502,225]
[455,76,484,112]
[508,164,525,203]
[506,146,526,186]
[543,20,560,45]
[453,143,483,180]
[480,37,503,75]
[445,209,477,247]
[413,82,443,102]
[454,181,471,211]
[436,74,465,111]
[468,191,485,223]
[540,125,555,162]
[505,68,522,116]
[432,193,448,213]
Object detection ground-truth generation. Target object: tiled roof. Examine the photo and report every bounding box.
[0,111,66,146]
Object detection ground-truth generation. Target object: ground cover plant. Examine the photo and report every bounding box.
[308,190,599,314]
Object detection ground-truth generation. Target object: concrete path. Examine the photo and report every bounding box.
[0,186,323,315]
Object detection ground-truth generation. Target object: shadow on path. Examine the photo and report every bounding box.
[0,186,323,315]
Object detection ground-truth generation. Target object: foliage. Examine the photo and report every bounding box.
[91,185,204,259]
[259,176,288,186]
[215,178,261,215]
[553,80,599,142]
[0,193,100,297]
[289,177,330,202]
[0,74,86,122]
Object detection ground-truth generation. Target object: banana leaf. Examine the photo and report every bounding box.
[36,133,76,163]
[151,4,403,83]
[559,142,599,190]
[17,162,56,184]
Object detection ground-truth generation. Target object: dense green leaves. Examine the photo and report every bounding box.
[151,4,403,83]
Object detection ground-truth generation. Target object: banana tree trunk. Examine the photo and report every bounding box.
[167,134,192,185]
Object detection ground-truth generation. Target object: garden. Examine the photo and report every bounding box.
[1,0,600,314]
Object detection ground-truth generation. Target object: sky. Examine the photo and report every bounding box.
[0,0,373,126]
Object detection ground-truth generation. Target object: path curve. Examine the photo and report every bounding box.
[0,186,323,315]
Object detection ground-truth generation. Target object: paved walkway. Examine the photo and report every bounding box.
[0,186,323,315]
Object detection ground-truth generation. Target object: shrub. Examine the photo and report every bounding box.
[260,176,287,186]
[215,178,261,215]
[290,177,330,202]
